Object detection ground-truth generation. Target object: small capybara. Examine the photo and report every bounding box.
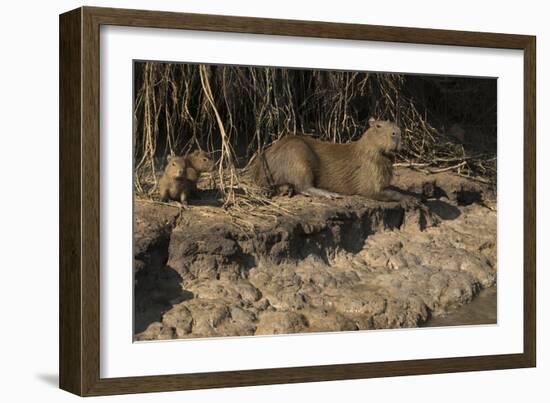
[251,117,410,203]
[159,150,214,205]
[185,150,216,194]
[159,156,195,205]
[186,150,215,176]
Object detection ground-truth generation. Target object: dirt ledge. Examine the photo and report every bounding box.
[134,169,496,340]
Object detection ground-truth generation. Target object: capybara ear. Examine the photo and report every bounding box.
[167,154,174,161]
[368,117,376,127]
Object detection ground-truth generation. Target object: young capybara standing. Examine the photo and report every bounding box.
[159,156,195,206]
[251,118,409,202]
[159,151,215,206]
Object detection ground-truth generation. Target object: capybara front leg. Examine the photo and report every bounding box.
[302,187,342,199]
[377,188,420,208]
[160,187,169,202]
[179,191,189,208]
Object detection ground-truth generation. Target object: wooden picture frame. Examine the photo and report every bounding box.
[59,6,536,396]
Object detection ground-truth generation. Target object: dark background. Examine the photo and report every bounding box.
[133,61,496,195]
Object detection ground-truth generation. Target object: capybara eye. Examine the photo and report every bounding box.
[376,123,382,128]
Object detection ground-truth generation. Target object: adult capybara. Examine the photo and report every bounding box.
[251,117,409,202]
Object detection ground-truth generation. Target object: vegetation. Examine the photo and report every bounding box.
[133,61,497,207]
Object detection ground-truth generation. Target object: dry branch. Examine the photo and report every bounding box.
[132,62,497,214]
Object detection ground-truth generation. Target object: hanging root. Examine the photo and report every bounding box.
[133,63,497,211]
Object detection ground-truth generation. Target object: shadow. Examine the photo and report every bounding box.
[386,185,461,221]
[134,264,194,334]
[425,199,461,220]
[134,232,193,334]
[456,190,482,205]
[35,373,58,388]
[189,189,223,207]
[429,186,482,207]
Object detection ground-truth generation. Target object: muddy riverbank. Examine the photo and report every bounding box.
[134,168,496,340]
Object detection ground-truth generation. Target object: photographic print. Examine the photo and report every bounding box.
[59,8,536,394]
[133,61,497,341]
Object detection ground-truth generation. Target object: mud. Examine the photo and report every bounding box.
[134,168,496,340]
[423,287,497,327]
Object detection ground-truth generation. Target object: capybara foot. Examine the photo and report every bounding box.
[302,187,342,199]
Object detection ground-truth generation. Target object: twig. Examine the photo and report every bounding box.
[393,162,431,168]
[425,161,467,174]
[456,173,491,184]
[135,198,183,209]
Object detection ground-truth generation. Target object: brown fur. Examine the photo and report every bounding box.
[251,118,405,201]
[159,151,214,205]
[185,150,215,193]
[186,150,215,175]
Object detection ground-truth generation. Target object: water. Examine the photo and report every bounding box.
[423,287,497,327]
